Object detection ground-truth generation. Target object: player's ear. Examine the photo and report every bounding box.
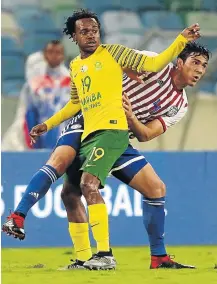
[72,33,77,44]
[176,58,184,70]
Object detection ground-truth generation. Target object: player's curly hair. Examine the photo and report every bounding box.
[63,9,101,39]
[178,42,211,62]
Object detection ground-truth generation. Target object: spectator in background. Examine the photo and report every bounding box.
[2,40,71,150]
[25,40,69,82]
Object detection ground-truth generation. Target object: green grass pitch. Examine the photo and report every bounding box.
[2,246,217,284]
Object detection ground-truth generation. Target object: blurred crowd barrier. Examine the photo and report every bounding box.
[2,151,217,248]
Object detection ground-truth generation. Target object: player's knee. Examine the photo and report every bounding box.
[47,155,68,175]
[160,181,166,196]
[146,179,166,198]
[61,184,82,207]
[80,180,95,197]
[80,181,100,203]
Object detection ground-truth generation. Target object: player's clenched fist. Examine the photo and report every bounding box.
[181,23,201,42]
[29,123,47,144]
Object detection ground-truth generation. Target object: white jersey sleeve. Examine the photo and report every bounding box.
[158,89,188,131]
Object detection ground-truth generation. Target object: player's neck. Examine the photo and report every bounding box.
[172,69,187,90]
[80,50,94,59]
[80,47,98,59]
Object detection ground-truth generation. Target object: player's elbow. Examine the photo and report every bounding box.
[137,133,150,142]
[138,130,157,142]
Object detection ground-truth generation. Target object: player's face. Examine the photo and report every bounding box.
[74,18,100,55]
[180,54,208,87]
[44,44,64,68]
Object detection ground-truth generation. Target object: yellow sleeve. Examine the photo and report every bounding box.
[44,61,81,130]
[104,34,187,73]
[44,100,81,131]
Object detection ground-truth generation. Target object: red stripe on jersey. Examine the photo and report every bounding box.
[152,92,181,115]
[128,79,159,101]
[123,77,131,88]
[157,117,167,132]
[175,96,183,108]
[125,66,170,99]
[123,67,163,88]
[136,91,181,121]
[134,88,176,116]
[129,76,172,111]
[178,97,184,108]
[123,66,169,95]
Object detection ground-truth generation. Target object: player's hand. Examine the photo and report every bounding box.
[123,92,135,121]
[29,123,47,144]
[123,68,144,84]
[181,23,200,42]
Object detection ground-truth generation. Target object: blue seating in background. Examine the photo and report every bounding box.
[84,0,164,11]
[125,0,164,10]
[2,79,24,97]
[200,81,216,94]
[23,31,61,55]
[15,8,57,32]
[1,0,217,98]
[197,37,217,52]
[2,53,25,80]
[1,36,22,53]
[52,8,73,29]
[141,11,184,30]
[200,0,217,11]
[13,5,42,16]
[83,0,122,11]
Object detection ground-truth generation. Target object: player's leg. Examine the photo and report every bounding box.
[129,166,195,269]
[59,177,92,270]
[112,145,195,269]
[2,127,82,240]
[79,130,128,270]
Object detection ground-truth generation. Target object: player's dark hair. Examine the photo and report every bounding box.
[178,42,211,62]
[63,9,101,39]
[44,40,62,51]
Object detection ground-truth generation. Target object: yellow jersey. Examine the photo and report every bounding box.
[44,34,188,141]
[70,45,128,140]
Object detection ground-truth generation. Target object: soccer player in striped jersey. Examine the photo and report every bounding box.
[59,42,209,270]
[2,10,202,270]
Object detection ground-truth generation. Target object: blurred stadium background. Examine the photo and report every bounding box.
[1,0,217,270]
[2,0,217,150]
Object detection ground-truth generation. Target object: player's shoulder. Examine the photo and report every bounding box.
[69,55,81,69]
[101,43,125,50]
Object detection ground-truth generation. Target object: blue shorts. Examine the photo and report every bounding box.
[66,144,148,186]
[54,112,83,152]
[110,144,148,184]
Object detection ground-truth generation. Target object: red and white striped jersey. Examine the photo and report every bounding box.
[123,51,188,132]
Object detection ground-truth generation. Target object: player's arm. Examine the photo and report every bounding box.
[129,118,164,142]
[105,24,200,73]
[123,93,188,142]
[29,99,81,144]
[123,93,163,141]
[44,99,81,131]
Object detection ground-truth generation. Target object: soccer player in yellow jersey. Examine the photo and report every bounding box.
[3,10,200,270]
[42,10,198,268]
